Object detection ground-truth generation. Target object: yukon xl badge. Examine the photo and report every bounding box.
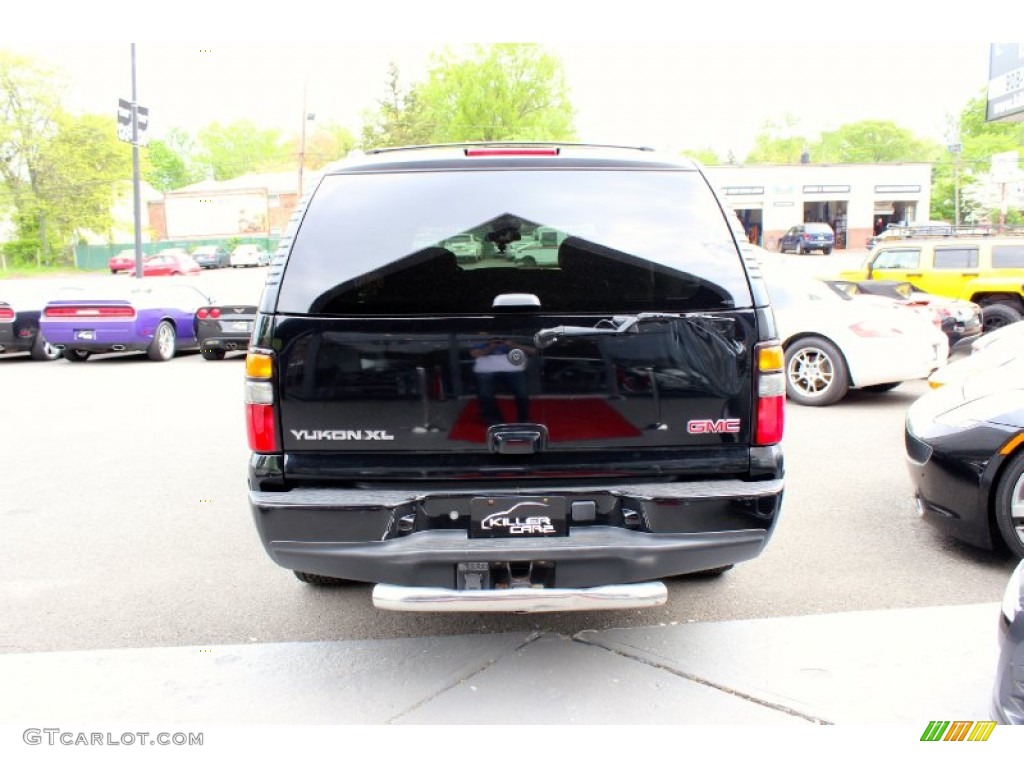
[470,497,568,538]
[290,429,395,441]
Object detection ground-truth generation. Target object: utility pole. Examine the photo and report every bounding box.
[947,118,962,228]
[297,86,316,199]
[130,44,143,279]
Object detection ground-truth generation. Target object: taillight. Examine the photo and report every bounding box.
[209,308,221,319]
[464,147,559,157]
[245,352,278,452]
[196,308,209,319]
[44,305,136,318]
[0,306,13,321]
[755,343,785,446]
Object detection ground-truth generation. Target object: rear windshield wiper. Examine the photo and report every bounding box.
[534,313,700,349]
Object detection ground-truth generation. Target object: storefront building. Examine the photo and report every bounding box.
[704,163,933,251]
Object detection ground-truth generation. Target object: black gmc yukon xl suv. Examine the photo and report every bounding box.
[246,144,785,612]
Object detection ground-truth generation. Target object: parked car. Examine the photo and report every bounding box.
[41,282,214,362]
[244,143,787,612]
[191,245,231,269]
[508,225,568,267]
[837,234,1024,332]
[993,558,1024,724]
[194,303,257,360]
[927,322,1024,389]
[762,257,948,405]
[0,286,62,361]
[443,234,483,264]
[905,364,1024,559]
[127,250,201,277]
[778,223,835,255]
[828,279,983,351]
[230,244,270,268]
[108,249,145,274]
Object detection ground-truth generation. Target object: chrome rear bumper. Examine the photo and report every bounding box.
[372,581,667,613]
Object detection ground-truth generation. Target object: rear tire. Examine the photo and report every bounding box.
[823,247,832,255]
[981,303,1022,333]
[293,571,355,587]
[30,334,61,361]
[64,349,90,362]
[785,336,849,406]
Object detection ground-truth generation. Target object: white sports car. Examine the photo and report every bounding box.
[761,262,949,406]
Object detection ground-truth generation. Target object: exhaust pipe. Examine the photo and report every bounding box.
[225,342,237,350]
[112,345,126,351]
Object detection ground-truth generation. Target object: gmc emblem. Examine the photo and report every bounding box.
[687,418,742,434]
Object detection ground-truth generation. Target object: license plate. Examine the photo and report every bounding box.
[470,496,567,538]
[75,330,95,340]
[231,321,252,332]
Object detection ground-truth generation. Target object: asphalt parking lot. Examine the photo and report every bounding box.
[0,253,1019,739]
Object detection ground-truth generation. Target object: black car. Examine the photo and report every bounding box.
[0,297,62,361]
[195,303,257,360]
[994,557,1024,724]
[905,366,1024,559]
[244,143,786,613]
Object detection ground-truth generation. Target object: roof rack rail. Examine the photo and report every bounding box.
[364,141,657,155]
[879,224,1024,240]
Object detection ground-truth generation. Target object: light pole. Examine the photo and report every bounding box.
[297,87,315,197]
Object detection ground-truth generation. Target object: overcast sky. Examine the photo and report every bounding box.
[2,6,1007,160]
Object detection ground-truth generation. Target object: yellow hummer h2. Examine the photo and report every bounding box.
[839,234,1024,332]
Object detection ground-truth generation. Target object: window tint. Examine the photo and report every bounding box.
[933,248,978,269]
[872,248,920,270]
[278,169,751,315]
[992,245,1024,268]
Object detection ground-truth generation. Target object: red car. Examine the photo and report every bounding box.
[127,250,201,277]
[108,250,144,274]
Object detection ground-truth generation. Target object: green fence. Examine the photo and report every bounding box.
[74,236,282,271]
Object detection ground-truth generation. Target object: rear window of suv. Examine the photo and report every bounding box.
[276,169,752,315]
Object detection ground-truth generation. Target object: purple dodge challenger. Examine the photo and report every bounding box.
[41,283,214,362]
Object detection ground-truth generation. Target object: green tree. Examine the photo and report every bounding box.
[0,50,62,265]
[143,127,204,192]
[33,112,133,258]
[195,120,287,180]
[361,45,577,148]
[681,148,722,166]
[744,116,808,164]
[416,44,576,143]
[360,63,432,150]
[0,52,134,267]
[287,121,356,170]
[932,92,1024,222]
[810,120,939,164]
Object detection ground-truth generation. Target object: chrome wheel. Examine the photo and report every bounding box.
[784,337,849,406]
[147,321,176,361]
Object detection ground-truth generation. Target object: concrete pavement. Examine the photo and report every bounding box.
[0,602,1001,726]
